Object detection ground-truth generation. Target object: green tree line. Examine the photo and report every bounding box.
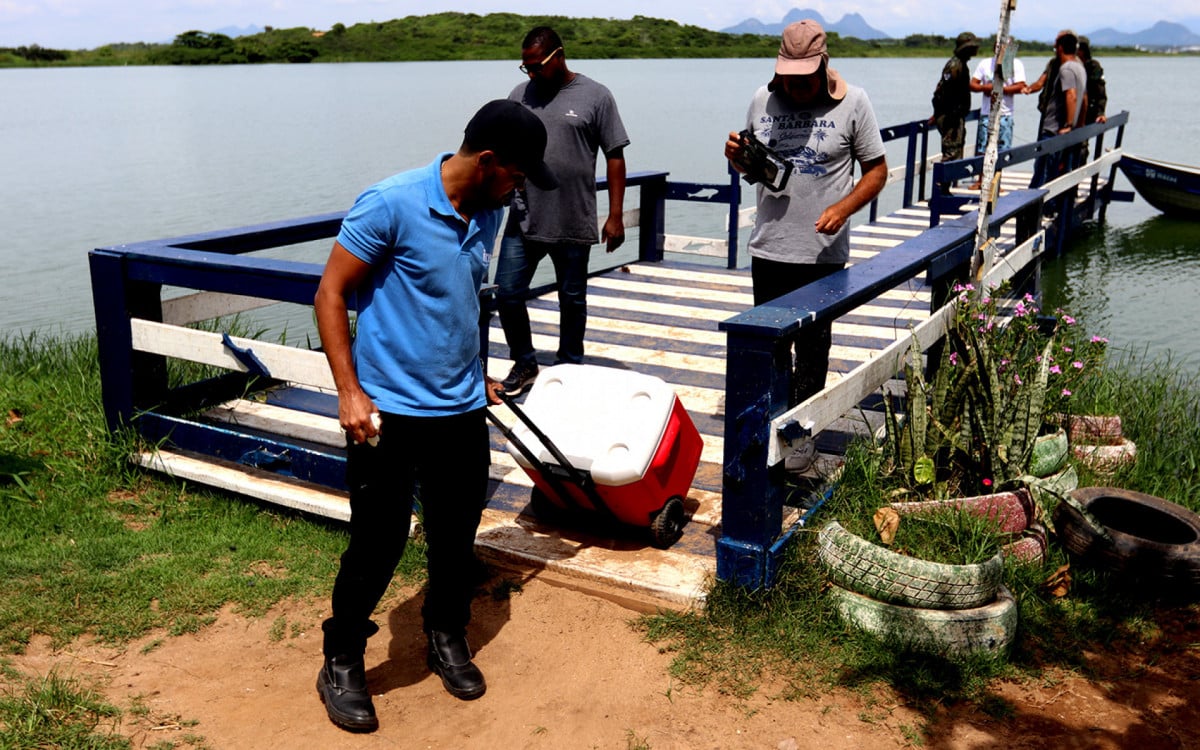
[0,11,1146,68]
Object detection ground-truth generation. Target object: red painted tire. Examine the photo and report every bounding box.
[890,490,1033,534]
[1053,487,1200,597]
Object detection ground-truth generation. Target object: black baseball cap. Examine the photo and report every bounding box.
[464,99,558,190]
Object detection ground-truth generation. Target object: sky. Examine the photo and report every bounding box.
[4,0,1198,51]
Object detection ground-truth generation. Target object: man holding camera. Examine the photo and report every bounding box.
[725,19,887,413]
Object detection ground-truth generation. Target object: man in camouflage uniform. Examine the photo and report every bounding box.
[931,32,981,193]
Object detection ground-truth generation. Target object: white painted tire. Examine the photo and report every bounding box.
[817,521,1004,610]
[829,584,1018,656]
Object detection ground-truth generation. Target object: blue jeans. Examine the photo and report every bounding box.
[495,235,590,366]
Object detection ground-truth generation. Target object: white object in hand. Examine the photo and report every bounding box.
[367,412,381,447]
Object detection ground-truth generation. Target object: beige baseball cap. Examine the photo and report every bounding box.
[775,20,847,100]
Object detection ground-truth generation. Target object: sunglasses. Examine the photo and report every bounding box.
[519,47,562,75]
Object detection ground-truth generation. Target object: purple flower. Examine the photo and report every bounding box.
[949,352,958,366]
[1014,374,1022,385]
[1063,315,1076,325]
[1073,361,1084,369]
[1091,335,1109,344]
[1062,388,1072,397]
[1050,365,1062,374]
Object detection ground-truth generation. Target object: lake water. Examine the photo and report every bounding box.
[2,56,1199,366]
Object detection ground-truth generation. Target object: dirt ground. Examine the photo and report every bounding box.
[10,568,1200,750]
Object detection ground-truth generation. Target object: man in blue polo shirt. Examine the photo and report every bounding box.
[313,99,556,733]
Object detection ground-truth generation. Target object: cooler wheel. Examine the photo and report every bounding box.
[649,496,686,549]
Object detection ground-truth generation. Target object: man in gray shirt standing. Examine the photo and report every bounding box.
[496,26,630,395]
[1031,30,1087,188]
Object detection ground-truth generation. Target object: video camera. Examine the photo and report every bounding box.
[732,129,793,192]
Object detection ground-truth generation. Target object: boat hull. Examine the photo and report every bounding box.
[1118,155,1200,219]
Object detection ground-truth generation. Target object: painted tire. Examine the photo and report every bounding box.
[1072,439,1137,474]
[1003,522,1049,564]
[890,490,1033,534]
[817,521,1004,610]
[1053,487,1200,596]
[1030,428,1070,478]
[829,584,1018,656]
[1064,414,1125,446]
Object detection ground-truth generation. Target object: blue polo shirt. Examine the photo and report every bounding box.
[336,154,501,416]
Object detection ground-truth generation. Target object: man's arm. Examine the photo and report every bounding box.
[314,241,378,445]
[1061,87,1078,133]
[815,155,888,235]
[601,147,626,253]
[1022,70,1047,95]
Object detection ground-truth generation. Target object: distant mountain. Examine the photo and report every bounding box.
[1084,20,1200,49]
[722,7,890,40]
[213,24,264,38]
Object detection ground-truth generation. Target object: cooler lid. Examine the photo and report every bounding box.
[507,364,675,486]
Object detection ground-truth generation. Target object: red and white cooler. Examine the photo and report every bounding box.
[505,364,703,533]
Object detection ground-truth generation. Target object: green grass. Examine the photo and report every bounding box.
[0,662,129,749]
[0,330,428,654]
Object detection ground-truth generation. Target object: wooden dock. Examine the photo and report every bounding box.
[93,111,1129,612]
[138,171,1052,613]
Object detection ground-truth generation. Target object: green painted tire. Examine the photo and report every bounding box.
[1030,427,1070,477]
[817,521,1004,610]
[829,583,1017,656]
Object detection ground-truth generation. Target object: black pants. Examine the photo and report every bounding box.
[323,408,489,658]
[751,257,846,407]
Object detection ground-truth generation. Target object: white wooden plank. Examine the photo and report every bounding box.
[663,235,729,257]
[162,291,278,326]
[131,319,335,390]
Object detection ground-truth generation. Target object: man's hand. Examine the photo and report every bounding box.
[725,131,747,172]
[602,214,625,253]
[484,375,505,405]
[814,204,852,235]
[339,388,380,445]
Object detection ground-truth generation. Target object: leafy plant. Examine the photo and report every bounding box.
[882,282,1105,498]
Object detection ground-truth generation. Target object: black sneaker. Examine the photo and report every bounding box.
[500,361,538,395]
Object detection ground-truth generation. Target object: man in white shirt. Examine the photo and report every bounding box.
[970,54,1026,156]
[967,53,1026,190]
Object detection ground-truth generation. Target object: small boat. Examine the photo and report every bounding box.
[1118,153,1200,219]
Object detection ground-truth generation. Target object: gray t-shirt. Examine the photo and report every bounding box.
[1042,58,1086,133]
[507,74,630,245]
[745,83,886,264]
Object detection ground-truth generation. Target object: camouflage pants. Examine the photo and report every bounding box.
[936,114,966,161]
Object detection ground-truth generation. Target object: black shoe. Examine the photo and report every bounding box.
[316,655,379,732]
[500,361,538,396]
[427,630,486,700]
